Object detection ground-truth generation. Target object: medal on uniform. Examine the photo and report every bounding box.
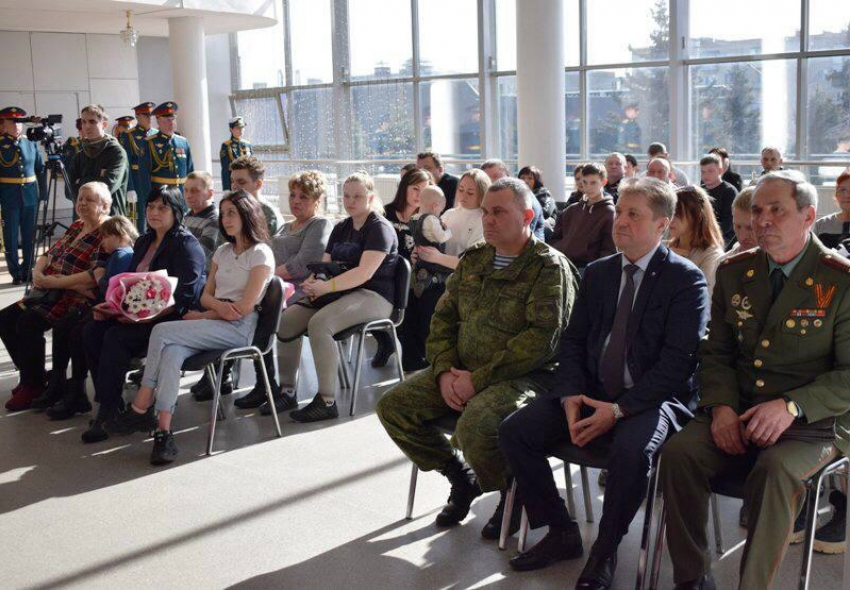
[789,308,827,318]
[741,296,752,311]
[731,294,741,308]
[815,284,836,309]
[736,309,753,321]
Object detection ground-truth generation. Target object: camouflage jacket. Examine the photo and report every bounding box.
[426,237,578,392]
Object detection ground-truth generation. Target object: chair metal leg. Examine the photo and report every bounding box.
[206,365,225,421]
[564,463,577,518]
[347,336,354,363]
[206,361,226,456]
[499,479,518,551]
[844,468,850,588]
[391,327,405,384]
[257,352,282,439]
[800,475,826,590]
[710,493,723,555]
[336,341,351,389]
[636,458,661,590]
[406,463,419,520]
[649,502,667,590]
[518,507,529,553]
[348,330,367,417]
[580,466,594,523]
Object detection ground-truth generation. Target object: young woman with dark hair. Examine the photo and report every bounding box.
[668,185,725,295]
[107,190,274,464]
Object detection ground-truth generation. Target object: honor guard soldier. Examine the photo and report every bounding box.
[119,102,156,227]
[220,116,252,190]
[61,118,84,170]
[0,107,46,285]
[136,101,194,232]
[113,115,134,138]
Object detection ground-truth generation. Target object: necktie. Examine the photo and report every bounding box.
[599,264,639,398]
[769,267,786,303]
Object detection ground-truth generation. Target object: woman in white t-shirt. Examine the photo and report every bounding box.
[108,190,274,465]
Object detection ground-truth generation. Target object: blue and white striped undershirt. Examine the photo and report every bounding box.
[493,254,518,270]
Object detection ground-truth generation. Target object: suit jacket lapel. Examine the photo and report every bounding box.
[601,254,623,339]
[627,245,667,341]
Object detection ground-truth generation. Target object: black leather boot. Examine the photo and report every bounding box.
[435,456,483,527]
[32,370,65,410]
[47,378,91,420]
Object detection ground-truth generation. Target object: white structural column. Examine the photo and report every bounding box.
[168,16,212,172]
[516,0,566,200]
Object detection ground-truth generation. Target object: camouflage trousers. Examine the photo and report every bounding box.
[376,368,538,492]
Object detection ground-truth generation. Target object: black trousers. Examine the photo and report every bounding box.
[397,283,445,371]
[499,396,671,556]
[83,318,161,411]
[0,303,52,386]
[51,309,92,381]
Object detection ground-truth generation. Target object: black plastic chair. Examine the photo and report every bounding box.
[648,456,850,590]
[181,277,286,455]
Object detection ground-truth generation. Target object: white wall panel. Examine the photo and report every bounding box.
[31,33,89,91]
[33,92,84,135]
[90,78,140,108]
[0,92,36,115]
[0,31,34,92]
[86,34,139,80]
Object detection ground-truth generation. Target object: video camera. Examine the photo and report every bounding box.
[25,114,63,154]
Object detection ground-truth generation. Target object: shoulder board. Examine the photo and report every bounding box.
[821,252,850,274]
[719,247,759,266]
[223,138,232,146]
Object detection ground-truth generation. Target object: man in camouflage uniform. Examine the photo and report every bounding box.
[377,177,578,540]
[662,170,850,590]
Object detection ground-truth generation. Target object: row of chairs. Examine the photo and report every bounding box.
[405,414,850,590]
[179,257,412,454]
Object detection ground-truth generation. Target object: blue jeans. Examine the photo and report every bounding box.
[142,313,258,414]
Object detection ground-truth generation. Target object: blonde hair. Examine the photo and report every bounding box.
[733,186,755,212]
[99,215,139,242]
[458,168,492,209]
[344,171,384,215]
[289,170,328,203]
[79,181,112,212]
[187,170,215,191]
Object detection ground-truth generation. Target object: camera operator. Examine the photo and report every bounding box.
[0,106,45,285]
[66,104,128,215]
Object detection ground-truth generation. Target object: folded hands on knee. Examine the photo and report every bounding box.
[563,395,616,447]
[711,400,794,454]
[438,368,476,411]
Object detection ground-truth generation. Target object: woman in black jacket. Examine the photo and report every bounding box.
[519,165,556,240]
[81,186,207,443]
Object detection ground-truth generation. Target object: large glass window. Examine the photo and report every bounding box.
[688,0,800,58]
[588,67,669,156]
[290,88,336,159]
[351,83,415,159]
[420,78,481,158]
[289,0,334,84]
[690,60,798,160]
[349,0,412,80]
[586,0,669,65]
[497,76,517,159]
[806,55,850,161]
[418,0,478,75]
[232,96,286,146]
[809,2,850,51]
[565,72,581,156]
[237,1,285,90]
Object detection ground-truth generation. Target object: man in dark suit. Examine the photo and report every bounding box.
[499,176,710,589]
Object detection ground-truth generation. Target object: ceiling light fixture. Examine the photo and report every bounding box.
[120,10,139,48]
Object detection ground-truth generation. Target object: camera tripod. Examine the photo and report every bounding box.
[24,152,71,292]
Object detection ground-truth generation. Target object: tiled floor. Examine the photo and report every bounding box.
[0,271,845,589]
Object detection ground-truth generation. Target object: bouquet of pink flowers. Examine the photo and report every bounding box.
[104,270,179,322]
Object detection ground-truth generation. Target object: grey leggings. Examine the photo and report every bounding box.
[277,289,393,398]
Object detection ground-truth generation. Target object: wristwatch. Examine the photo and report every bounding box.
[785,398,800,418]
[612,403,623,421]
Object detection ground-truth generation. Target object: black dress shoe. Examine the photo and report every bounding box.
[82,405,117,444]
[191,375,234,401]
[481,488,522,540]
[370,332,395,368]
[576,549,617,590]
[259,389,299,414]
[509,525,584,572]
[12,277,22,286]
[674,573,716,590]
[150,429,178,465]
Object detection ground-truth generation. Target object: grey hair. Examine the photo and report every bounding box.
[79,181,113,212]
[606,152,627,166]
[755,170,818,211]
[618,176,677,219]
[481,158,510,175]
[489,177,534,213]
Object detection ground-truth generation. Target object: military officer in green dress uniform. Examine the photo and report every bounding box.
[661,170,850,590]
[377,177,578,539]
[0,107,46,285]
[220,116,252,191]
[119,102,156,230]
[113,115,134,139]
[136,102,194,231]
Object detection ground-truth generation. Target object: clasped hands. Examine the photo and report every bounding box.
[302,274,332,299]
[438,368,477,411]
[563,395,617,447]
[711,399,795,455]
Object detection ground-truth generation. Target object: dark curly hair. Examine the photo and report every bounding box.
[145,185,185,230]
